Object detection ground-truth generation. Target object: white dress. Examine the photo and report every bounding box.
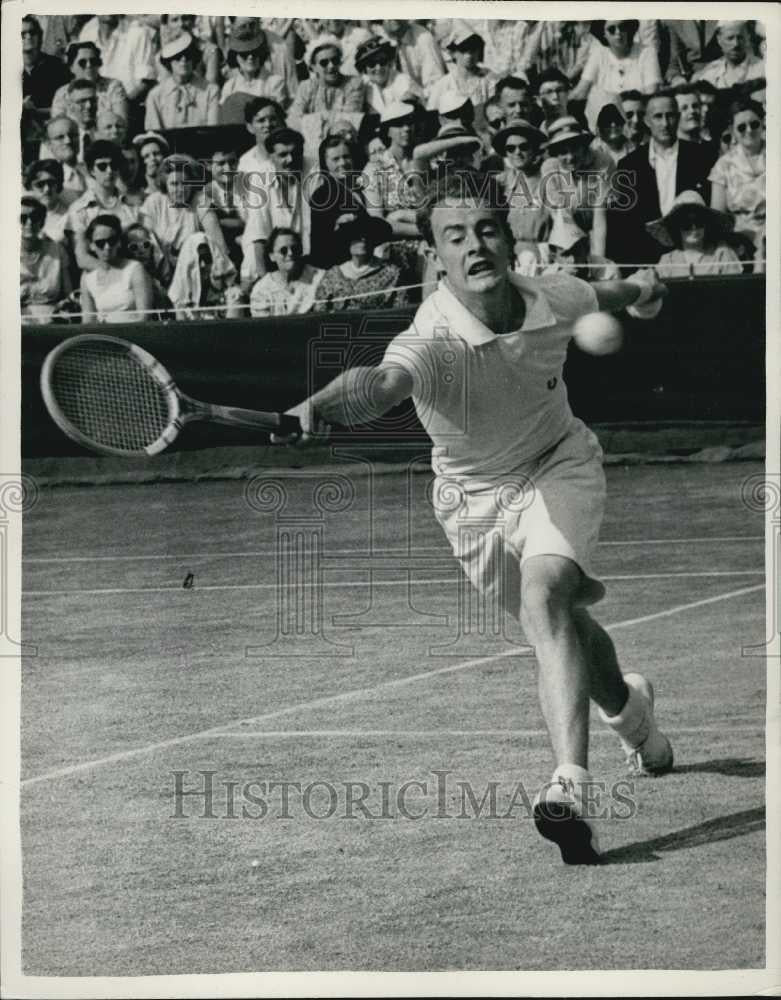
[82,259,145,323]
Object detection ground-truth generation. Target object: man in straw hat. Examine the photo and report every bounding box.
[275,169,672,865]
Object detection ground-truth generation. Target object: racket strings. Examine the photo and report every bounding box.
[50,343,172,453]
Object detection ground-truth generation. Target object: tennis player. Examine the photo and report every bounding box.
[277,171,673,864]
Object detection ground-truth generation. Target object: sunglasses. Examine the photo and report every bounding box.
[736,120,761,134]
[93,161,117,172]
[92,236,118,248]
[605,24,632,34]
[238,48,265,59]
[274,245,301,256]
[318,56,341,67]
[505,142,530,153]
[128,240,152,252]
[77,57,101,67]
[21,213,40,224]
[365,57,390,69]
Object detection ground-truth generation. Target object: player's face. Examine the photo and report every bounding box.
[430,199,511,297]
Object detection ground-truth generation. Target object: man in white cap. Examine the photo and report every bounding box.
[145,34,220,129]
[275,169,672,866]
[693,21,765,91]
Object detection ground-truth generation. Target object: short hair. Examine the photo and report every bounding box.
[594,19,639,43]
[85,140,124,172]
[265,127,304,155]
[646,90,678,111]
[21,195,46,224]
[494,76,529,100]
[244,96,284,125]
[46,115,79,138]
[693,79,719,98]
[69,78,97,95]
[619,89,646,105]
[318,133,354,172]
[67,40,101,66]
[674,84,700,100]
[727,97,765,123]
[535,67,570,92]
[85,213,123,245]
[263,227,303,271]
[415,169,509,246]
[25,159,64,191]
[22,15,43,38]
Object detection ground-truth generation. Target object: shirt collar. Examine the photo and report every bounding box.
[649,139,678,164]
[433,271,556,346]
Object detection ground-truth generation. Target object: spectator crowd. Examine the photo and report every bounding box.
[20,14,766,323]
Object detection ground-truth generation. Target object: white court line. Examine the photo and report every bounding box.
[22,535,763,564]
[21,570,765,598]
[192,725,765,739]
[20,583,764,788]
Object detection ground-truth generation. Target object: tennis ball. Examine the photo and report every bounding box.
[572,312,624,355]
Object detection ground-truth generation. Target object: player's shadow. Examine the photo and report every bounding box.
[601,806,765,865]
[671,757,765,778]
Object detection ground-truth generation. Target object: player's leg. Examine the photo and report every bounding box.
[574,608,674,776]
[520,553,603,864]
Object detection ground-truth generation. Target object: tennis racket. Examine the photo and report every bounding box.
[40,334,302,457]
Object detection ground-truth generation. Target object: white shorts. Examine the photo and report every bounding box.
[432,419,607,615]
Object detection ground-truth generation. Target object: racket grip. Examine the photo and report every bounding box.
[277,413,302,436]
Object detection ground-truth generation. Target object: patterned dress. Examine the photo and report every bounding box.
[709,145,766,248]
[317,260,409,312]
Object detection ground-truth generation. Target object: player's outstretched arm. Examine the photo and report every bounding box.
[591,270,668,315]
[274,363,414,444]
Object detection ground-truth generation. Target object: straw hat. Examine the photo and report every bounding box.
[354,36,395,71]
[446,20,482,50]
[413,123,482,161]
[646,190,734,248]
[132,131,170,153]
[305,34,343,66]
[160,32,197,63]
[438,92,472,117]
[380,101,416,125]
[228,21,268,54]
[544,115,593,151]
[492,118,546,155]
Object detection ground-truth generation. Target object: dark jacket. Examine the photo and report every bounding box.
[610,139,717,264]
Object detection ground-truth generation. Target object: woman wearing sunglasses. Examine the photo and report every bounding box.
[20,196,73,324]
[249,227,324,317]
[80,214,153,324]
[709,99,765,258]
[289,35,367,125]
[355,36,421,115]
[570,20,661,133]
[66,140,139,272]
[491,119,549,258]
[123,223,173,311]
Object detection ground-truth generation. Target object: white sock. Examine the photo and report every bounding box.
[552,762,592,788]
[599,684,650,748]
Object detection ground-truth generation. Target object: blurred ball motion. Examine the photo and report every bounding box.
[572,312,624,355]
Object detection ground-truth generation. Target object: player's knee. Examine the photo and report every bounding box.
[520,576,576,638]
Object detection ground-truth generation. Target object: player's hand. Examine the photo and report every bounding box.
[628,267,668,303]
[270,400,331,447]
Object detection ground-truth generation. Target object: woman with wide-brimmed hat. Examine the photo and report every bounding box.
[220,21,288,111]
[356,36,421,114]
[646,190,742,278]
[492,118,549,249]
[289,35,368,124]
[317,212,410,311]
[540,115,614,257]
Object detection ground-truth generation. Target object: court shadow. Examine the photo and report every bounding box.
[601,806,765,865]
[672,757,765,779]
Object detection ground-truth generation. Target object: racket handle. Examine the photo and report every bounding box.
[202,403,301,436]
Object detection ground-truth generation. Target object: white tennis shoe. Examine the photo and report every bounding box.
[607,673,674,777]
[533,775,602,865]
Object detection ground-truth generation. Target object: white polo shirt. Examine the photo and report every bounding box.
[382,271,598,486]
